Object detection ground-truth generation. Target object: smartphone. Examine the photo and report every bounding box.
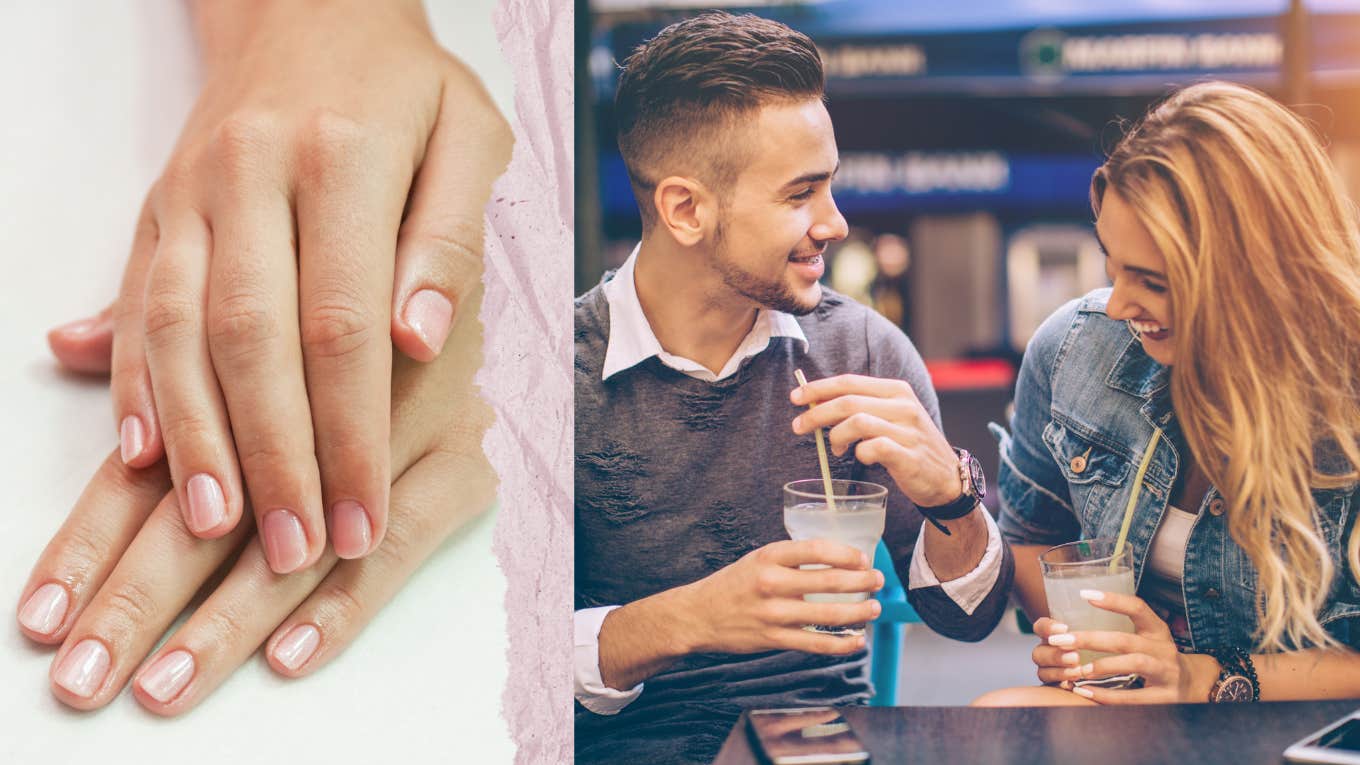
[747,707,870,765]
[1285,709,1360,764]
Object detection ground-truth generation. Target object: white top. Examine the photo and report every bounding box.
[575,245,1005,713]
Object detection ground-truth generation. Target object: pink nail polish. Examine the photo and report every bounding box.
[18,583,69,635]
[404,289,454,356]
[262,510,308,573]
[53,317,99,336]
[185,473,227,533]
[53,639,110,698]
[119,415,146,464]
[330,501,372,559]
[137,650,195,703]
[272,624,320,671]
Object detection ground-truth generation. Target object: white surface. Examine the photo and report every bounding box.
[0,2,513,762]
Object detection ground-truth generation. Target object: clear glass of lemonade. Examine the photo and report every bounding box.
[1040,538,1136,667]
[782,479,888,636]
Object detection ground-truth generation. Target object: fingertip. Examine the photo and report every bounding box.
[268,623,321,677]
[329,501,374,560]
[396,288,455,362]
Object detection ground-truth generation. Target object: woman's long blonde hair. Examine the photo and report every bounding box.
[1092,81,1360,651]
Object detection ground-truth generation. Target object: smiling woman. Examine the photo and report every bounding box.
[975,80,1360,708]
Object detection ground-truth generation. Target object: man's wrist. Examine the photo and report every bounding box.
[598,587,696,690]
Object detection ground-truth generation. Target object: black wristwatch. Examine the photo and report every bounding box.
[1207,647,1259,703]
[917,448,985,536]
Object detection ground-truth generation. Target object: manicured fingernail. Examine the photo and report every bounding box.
[119,415,146,464]
[869,600,882,617]
[1048,633,1076,646]
[330,500,372,559]
[52,317,100,336]
[137,650,195,703]
[262,510,308,573]
[54,639,110,698]
[1079,589,1105,602]
[18,583,69,635]
[404,289,454,356]
[272,624,320,671]
[1073,686,1094,699]
[1060,681,1073,690]
[1081,663,1094,676]
[1061,651,1079,666]
[185,473,227,534]
[1050,623,1069,634]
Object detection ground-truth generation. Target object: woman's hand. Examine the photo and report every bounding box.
[21,287,494,713]
[70,0,511,574]
[1040,590,1219,703]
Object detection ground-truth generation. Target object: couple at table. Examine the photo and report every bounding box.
[574,11,1360,765]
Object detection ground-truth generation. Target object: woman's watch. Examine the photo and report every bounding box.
[1207,647,1259,703]
[917,448,985,536]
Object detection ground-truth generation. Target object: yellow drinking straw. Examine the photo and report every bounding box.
[1110,426,1163,571]
[794,369,838,513]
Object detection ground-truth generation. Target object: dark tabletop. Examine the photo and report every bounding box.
[713,701,1358,765]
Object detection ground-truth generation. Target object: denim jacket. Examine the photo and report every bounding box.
[994,289,1360,651]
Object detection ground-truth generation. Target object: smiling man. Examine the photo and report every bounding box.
[574,13,1015,764]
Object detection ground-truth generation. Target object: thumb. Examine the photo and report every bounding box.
[47,305,115,375]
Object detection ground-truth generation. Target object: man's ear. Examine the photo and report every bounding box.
[653,176,717,247]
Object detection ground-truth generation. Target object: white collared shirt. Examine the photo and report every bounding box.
[600,246,807,382]
[575,245,1004,714]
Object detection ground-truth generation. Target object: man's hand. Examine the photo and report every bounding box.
[597,539,882,691]
[790,375,960,507]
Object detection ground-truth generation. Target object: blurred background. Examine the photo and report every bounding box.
[574,0,1360,703]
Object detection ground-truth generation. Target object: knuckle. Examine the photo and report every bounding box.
[55,521,116,580]
[101,579,160,626]
[159,412,219,455]
[208,290,281,364]
[141,293,200,351]
[402,221,486,284]
[209,112,279,184]
[300,299,378,362]
[295,109,366,183]
[315,581,366,625]
[199,602,253,646]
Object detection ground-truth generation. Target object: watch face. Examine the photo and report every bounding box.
[1215,676,1253,702]
[968,455,986,499]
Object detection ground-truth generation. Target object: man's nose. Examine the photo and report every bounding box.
[810,197,849,243]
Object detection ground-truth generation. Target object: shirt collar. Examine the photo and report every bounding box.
[601,245,809,382]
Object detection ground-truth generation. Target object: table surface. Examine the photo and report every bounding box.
[0,3,514,763]
[714,701,1360,765]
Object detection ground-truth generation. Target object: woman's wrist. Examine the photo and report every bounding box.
[1184,652,1222,702]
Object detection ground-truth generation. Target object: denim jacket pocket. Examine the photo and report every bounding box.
[1041,419,1133,533]
[1042,419,1132,488]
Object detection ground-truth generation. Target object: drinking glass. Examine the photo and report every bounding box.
[782,479,888,636]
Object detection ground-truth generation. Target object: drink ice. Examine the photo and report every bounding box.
[783,500,886,604]
[1042,568,1136,664]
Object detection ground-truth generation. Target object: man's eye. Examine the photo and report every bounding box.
[790,188,814,201]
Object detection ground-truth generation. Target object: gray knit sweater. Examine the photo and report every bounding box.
[575,278,1013,765]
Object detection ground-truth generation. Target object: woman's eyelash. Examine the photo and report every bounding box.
[1143,280,1167,293]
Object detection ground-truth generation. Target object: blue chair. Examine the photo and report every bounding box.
[869,539,921,706]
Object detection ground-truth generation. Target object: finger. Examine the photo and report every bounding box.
[1047,629,1150,657]
[770,627,867,656]
[263,443,494,679]
[783,598,882,628]
[1032,644,1079,670]
[760,539,871,570]
[1080,653,1163,684]
[142,213,247,540]
[823,412,915,458]
[130,540,333,713]
[47,307,114,375]
[1032,617,1069,639]
[780,567,883,597]
[205,134,324,574]
[1070,684,1168,705]
[294,118,403,560]
[1079,589,1171,637]
[790,374,922,408]
[793,394,916,437]
[391,60,512,363]
[853,436,912,475]
[109,200,164,468]
[47,490,250,709]
[16,451,170,644]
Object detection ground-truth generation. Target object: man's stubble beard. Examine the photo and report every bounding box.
[708,218,821,316]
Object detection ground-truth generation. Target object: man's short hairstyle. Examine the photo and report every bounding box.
[614,12,825,229]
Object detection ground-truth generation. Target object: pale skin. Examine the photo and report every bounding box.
[46,0,512,574]
[22,283,494,714]
[973,188,1360,707]
[597,99,990,691]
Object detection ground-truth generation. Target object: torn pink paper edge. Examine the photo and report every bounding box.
[486,1,573,763]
